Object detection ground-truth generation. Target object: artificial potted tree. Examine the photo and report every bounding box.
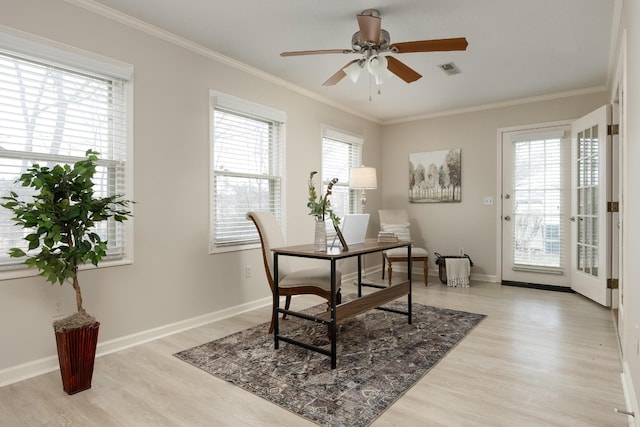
[1,150,132,394]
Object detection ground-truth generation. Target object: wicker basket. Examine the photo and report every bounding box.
[434,253,473,284]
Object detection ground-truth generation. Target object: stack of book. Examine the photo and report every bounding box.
[377,231,398,242]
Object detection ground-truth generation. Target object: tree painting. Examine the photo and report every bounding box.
[409,149,461,203]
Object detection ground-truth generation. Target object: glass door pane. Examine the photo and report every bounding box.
[576,126,599,277]
[512,137,564,269]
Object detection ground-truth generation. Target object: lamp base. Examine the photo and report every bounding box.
[360,190,368,213]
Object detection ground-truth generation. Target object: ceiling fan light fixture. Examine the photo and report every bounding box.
[280,9,468,91]
[344,60,364,83]
[367,54,390,85]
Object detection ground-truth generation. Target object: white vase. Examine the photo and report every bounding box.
[314,220,327,252]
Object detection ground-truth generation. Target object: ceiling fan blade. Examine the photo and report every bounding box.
[386,56,422,83]
[357,13,381,44]
[390,37,468,53]
[281,49,353,57]
[322,60,359,86]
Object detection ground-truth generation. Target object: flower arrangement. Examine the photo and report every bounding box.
[307,171,340,226]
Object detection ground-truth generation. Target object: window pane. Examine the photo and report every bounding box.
[214,175,279,245]
[575,124,599,277]
[213,109,274,175]
[211,101,283,249]
[322,135,361,219]
[512,137,564,268]
[0,51,129,269]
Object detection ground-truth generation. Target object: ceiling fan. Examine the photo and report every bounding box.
[280,9,468,87]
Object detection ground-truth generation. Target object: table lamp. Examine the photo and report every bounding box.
[349,166,377,213]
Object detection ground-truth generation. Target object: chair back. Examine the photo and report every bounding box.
[378,209,412,241]
[379,209,410,225]
[246,211,291,291]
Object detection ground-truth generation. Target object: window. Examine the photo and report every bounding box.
[210,92,285,252]
[511,131,566,269]
[322,127,362,223]
[0,31,132,274]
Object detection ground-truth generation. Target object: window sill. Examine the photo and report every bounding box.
[0,258,134,282]
[209,242,261,254]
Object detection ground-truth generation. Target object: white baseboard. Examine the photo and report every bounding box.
[366,264,497,284]
[0,354,61,388]
[0,267,501,388]
[469,273,497,283]
[621,361,639,426]
[0,296,271,388]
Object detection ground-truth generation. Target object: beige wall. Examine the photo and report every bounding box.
[0,0,382,374]
[1,3,639,417]
[616,0,640,416]
[380,92,607,279]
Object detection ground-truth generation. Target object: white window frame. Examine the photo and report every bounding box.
[0,27,134,281]
[209,91,286,254]
[321,127,363,229]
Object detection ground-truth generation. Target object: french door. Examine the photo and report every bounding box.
[570,105,612,306]
[500,108,614,307]
[501,123,572,287]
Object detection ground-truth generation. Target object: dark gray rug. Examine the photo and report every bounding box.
[174,298,485,427]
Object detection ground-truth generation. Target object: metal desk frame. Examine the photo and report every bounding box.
[272,239,412,369]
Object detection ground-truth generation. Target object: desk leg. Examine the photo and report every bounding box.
[330,259,337,369]
[273,253,280,349]
[407,244,412,324]
[357,255,363,297]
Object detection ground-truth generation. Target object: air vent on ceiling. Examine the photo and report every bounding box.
[439,62,461,76]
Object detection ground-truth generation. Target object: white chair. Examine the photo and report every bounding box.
[246,211,342,332]
[378,209,429,286]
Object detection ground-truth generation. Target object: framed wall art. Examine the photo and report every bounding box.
[409,148,461,203]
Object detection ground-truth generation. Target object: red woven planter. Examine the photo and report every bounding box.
[55,322,100,395]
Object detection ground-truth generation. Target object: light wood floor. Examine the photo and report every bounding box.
[0,279,628,426]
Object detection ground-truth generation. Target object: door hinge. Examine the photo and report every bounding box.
[607,278,619,289]
[608,124,619,136]
[607,201,619,213]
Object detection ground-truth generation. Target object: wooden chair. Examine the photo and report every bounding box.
[246,211,342,333]
[378,209,429,286]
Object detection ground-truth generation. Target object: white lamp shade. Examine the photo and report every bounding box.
[344,61,364,83]
[349,166,378,189]
[367,55,390,85]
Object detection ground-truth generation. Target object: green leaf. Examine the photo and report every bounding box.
[28,239,40,251]
[8,248,26,258]
[1,150,132,292]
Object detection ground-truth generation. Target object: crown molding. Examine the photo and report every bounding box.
[64,0,380,124]
[64,0,609,127]
[382,86,608,125]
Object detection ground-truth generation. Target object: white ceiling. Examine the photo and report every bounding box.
[85,0,617,123]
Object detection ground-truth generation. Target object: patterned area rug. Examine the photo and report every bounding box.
[174,298,485,427]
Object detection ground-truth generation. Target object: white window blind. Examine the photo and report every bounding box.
[511,131,566,270]
[0,47,130,271]
[211,93,284,251]
[322,128,362,222]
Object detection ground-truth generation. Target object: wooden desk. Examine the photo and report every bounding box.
[272,239,412,368]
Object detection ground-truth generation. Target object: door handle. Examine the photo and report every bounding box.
[570,216,575,222]
[504,215,511,221]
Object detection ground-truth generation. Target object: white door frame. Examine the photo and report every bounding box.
[610,29,627,346]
